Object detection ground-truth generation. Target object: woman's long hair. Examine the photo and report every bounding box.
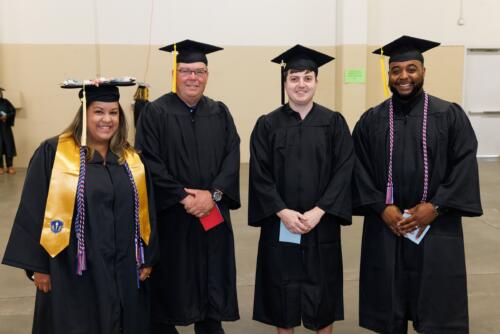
[63,103,132,163]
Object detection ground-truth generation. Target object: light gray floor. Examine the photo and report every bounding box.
[1,161,499,333]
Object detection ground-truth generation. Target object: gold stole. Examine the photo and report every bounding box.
[40,134,151,257]
[124,148,151,245]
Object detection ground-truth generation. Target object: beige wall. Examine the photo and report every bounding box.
[334,45,369,130]
[367,0,500,47]
[0,44,336,166]
[0,44,463,166]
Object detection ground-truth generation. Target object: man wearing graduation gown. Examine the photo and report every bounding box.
[0,87,17,174]
[135,40,240,334]
[249,45,354,333]
[352,36,482,334]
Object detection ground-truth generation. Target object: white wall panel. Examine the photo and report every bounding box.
[0,0,337,46]
[367,0,500,47]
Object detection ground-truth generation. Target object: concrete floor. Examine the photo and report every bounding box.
[1,161,499,333]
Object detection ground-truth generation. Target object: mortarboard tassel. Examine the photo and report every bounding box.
[172,44,177,93]
[280,61,285,105]
[379,48,390,99]
[81,86,87,146]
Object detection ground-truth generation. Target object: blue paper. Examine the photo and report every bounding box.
[403,212,430,245]
[279,220,301,244]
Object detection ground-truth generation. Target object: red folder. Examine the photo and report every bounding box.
[199,205,224,231]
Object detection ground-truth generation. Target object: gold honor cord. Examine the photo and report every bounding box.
[172,44,177,93]
[40,134,80,257]
[379,49,390,98]
[124,149,151,244]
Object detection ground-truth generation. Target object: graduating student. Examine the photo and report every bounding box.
[133,83,150,127]
[135,40,240,334]
[2,79,158,334]
[0,87,17,174]
[249,45,354,334]
[352,36,482,334]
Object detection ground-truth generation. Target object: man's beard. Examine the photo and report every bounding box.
[389,79,424,101]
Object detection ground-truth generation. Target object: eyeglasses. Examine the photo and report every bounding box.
[178,68,208,77]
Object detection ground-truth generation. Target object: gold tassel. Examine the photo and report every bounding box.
[172,44,177,93]
[379,48,390,98]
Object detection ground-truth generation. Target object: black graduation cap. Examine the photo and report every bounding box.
[271,44,334,105]
[60,77,136,146]
[159,39,223,65]
[372,35,440,64]
[61,78,136,105]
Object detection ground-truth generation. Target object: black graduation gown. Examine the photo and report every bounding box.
[135,93,240,325]
[0,98,17,158]
[134,100,149,128]
[352,92,482,334]
[2,137,159,334]
[249,103,354,330]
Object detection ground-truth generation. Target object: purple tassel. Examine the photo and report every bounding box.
[136,269,140,288]
[139,244,145,264]
[77,251,86,276]
[385,184,393,205]
[135,239,145,288]
[135,240,144,266]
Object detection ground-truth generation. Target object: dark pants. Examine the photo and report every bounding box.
[152,319,224,334]
[0,155,13,168]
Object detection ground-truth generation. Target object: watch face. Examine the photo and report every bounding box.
[212,190,222,202]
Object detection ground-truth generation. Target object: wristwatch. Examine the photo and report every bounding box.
[431,203,442,216]
[211,189,223,202]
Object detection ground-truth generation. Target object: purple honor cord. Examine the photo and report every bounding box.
[386,92,429,205]
[75,146,87,275]
[124,162,145,288]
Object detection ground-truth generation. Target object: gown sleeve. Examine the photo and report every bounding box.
[2,140,56,275]
[352,111,387,216]
[315,113,355,225]
[210,102,241,210]
[5,99,16,126]
[430,104,483,217]
[135,102,189,213]
[248,115,287,226]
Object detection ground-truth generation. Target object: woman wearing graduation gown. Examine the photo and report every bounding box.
[2,79,159,334]
[249,45,354,333]
[353,36,482,334]
[0,87,17,174]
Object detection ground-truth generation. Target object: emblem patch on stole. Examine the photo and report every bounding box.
[50,220,64,233]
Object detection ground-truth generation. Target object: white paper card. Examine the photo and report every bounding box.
[403,212,430,245]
